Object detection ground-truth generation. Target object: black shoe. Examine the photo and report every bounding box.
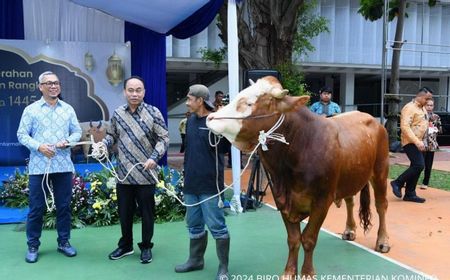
[25,247,39,263]
[390,181,402,198]
[403,195,426,203]
[109,247,134,260]
[140,248,152,264]
[57,242,77,257]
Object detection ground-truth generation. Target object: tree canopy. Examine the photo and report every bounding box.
[215,0,328,95]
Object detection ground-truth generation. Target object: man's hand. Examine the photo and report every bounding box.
[55,140,68,149]
[416,141,426,151]
[38,144,56,158]
[143,158,157,170]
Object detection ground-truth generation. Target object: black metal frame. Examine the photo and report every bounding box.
[242,155,273,211]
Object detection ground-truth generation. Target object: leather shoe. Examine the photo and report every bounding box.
[140,248,152,264]
[25,247,38,263]
[403,195,426,203]
[57,242,77,257]
[109,247,134,260]
[390,181,402,198]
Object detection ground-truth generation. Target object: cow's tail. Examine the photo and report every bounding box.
[359,184,372,233]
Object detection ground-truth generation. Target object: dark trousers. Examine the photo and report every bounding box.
[422,151,435,185]
[116,184,155,250]
[27,172,73,248]
[395,143,425,197]
[180,134,186,153]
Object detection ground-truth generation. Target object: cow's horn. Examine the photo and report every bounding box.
[271,88,289,98]
[249,79,255,85]
[89,121,93,128]
[97,121,102,129]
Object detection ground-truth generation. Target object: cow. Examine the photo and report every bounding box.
[78,121,110,160]
[206,76,390,277]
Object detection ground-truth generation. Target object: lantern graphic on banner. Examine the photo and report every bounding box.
[106,52,124,86]
[84,52,94,71]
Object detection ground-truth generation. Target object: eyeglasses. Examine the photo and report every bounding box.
[41,81,60,87]
[126,88,144,94]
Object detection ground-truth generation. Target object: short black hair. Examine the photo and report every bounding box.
[419,86,433,94]
[319,86,333,94]
[215,90,224,96]
[124,76,145,89]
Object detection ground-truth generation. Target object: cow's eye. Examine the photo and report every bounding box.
[247,102,253,107]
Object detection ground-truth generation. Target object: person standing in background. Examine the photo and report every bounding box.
[390,87,433,203]
[179,112,190,153]
[310,86,341,117]
[421,98,442,189]
[213,90,224,111]
[17,71,82,263]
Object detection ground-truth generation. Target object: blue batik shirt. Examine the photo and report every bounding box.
[17,97,82,175]
[103,102,169,185]
[310,101,341,117]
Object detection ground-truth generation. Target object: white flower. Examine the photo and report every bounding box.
[155,195,162,206]
[106,177,116,189]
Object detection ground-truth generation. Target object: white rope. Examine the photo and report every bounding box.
[64,113,289,210]
[204,113,289,210]
[89,140,225,208]
[41,139,95,212]
[42,158,56,212]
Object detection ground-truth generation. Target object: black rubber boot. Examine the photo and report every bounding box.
[175,231,208,273]
[215,238,230,280]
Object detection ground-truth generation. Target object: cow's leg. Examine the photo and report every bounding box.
[342,196,357,241]
[300,202,331,276]
[82,144,89,162]
[280,214,301,277]
[371,176,390,253]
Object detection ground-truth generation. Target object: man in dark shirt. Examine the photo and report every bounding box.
[175,84,230,280]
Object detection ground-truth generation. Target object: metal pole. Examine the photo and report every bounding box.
[227,0,243,213]
[419,0,425,87]
[380,0,388,124]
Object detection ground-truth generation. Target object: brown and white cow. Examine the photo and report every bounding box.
[206,76,390,277]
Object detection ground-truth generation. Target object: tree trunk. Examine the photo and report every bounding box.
[217,0,304,70]
[385,0,406,145]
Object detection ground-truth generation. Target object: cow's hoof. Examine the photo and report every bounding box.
[376,243,390,253]
[342,230,356,241]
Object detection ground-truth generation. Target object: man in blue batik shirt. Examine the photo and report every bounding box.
[310,86,341,117]
[17,71,81,263]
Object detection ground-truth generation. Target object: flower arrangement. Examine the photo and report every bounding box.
[155,167,185,223]
[0,170,29,208]
[0,166,185,228]
[83,169,119,227]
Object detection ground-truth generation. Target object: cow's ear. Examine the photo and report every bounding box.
[277,95,310,112]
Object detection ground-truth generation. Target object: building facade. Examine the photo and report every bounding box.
[166,0,450,143]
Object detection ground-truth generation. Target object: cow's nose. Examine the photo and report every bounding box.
[206,114,215,121]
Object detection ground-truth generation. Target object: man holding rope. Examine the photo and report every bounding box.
[17,71,82,263]
[103,76,169,264]
[175,84,230,280]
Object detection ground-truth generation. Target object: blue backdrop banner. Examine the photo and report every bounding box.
[0,41,131,165]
